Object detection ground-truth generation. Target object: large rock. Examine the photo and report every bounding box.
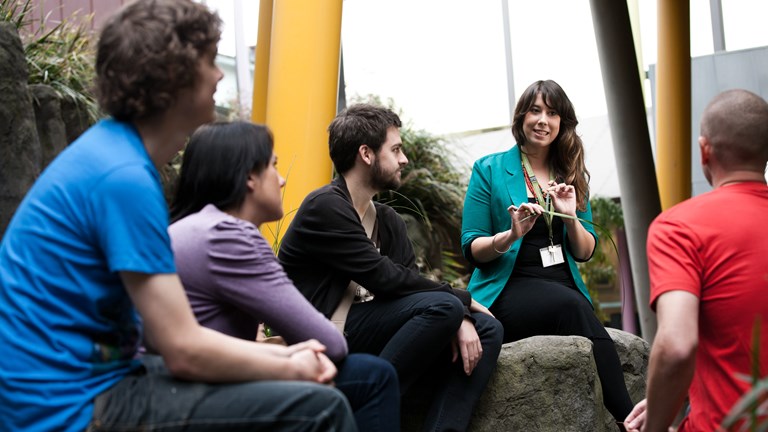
[0,23,41,238]
[471,336,604,431]
[60,96,91,145]
[30,84,68,170]
[605,328,649,405]
[471,329,648,432]
[402,329,648,432]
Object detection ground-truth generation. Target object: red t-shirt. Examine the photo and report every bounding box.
[648,182,768,431]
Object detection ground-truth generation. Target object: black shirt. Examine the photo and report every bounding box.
[511,198,576,289]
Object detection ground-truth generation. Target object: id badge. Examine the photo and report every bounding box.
[539,244,565,267]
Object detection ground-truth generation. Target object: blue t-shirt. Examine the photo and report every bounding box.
[0,119,176,431]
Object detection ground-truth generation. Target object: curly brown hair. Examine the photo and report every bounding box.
[95,0,221,122]
[512,80,590,211]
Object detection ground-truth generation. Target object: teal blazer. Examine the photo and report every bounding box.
[461,145,596,308]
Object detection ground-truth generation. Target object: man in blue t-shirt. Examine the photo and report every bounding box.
[0,1,355,431]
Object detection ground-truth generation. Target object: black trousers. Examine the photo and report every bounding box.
[489,276,634,422]
[345,291,503,432]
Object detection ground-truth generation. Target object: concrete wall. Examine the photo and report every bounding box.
[26,0,128,32]
[649,45,768,197]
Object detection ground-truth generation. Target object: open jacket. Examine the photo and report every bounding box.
[460,145,596,308]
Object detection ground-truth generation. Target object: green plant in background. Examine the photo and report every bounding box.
[1,0,100,124]
[578,196,624,323]
[0,0,31,27]
[261,155,298,255]
[351,96,470,286]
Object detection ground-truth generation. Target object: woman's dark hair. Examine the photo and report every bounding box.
[96,0,221,122]
[512,80,590,211]
[328,103,402,174]
[171,121,274,222]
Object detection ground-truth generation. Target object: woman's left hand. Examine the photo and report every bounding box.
[470,298,495,318]
[546,180,577,217]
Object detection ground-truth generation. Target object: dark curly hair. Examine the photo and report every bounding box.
[328,103,402,174]
[512,80,590,211]
[95,0,221,122]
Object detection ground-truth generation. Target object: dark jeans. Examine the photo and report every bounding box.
[336,353,400,432]
[87,355,357,432]
[345,291,503,432]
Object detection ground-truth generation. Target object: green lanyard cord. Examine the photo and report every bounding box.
[518,153,618,263]
[520,152,555,245]
[522,208,619,267]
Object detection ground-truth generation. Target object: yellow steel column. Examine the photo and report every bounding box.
[656,0,691,210]
[263,0,342,244]
[251,0,273,124]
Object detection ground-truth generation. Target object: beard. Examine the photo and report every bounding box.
[371,158,402,191]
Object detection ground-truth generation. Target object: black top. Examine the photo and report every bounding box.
[511,198,575,289]
[279,176,472,319]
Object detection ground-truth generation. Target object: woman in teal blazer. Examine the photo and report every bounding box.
[461,80,633,428]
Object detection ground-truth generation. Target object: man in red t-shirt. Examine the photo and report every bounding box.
[624,89,768,432]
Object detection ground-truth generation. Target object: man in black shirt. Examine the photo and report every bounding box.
[279,103,503,431]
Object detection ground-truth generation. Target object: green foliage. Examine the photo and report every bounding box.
[383,125,467,232]
[577,196,624,323]
[0,0,32,28]
[588,195,624,228]
[1,0,100,123]
[388,127,469,284]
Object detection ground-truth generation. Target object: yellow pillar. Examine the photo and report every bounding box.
[251,0,273,124]
[656,0,691,210]
[262,0,342,244]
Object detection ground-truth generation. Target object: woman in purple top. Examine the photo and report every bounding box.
[169,121,399,431]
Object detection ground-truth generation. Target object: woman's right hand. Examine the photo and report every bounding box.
[471,202,546,263]
[508,202,544,240]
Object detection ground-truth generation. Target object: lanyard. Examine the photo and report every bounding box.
[520,152,555,245]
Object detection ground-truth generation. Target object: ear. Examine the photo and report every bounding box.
[698,136,710,165]
[358,144,374,166]
[246,171,258,192]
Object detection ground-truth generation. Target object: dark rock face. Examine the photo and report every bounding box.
[0,23,41,238]
[30,84,67,170]
[60,96,91,145]
[403,329,649,432]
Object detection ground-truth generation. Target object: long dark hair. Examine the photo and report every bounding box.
[512,80,590,211]
[170,121,274,222]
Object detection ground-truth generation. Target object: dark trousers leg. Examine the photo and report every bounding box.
[420,313,503,432]
[345,291,465,393]
[88,355,357,432]
[490,277,633,422]
[593,338,634,420]
[345,293,503,432]
[336,353,400,432]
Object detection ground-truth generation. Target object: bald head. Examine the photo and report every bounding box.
[700,89,768,171]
